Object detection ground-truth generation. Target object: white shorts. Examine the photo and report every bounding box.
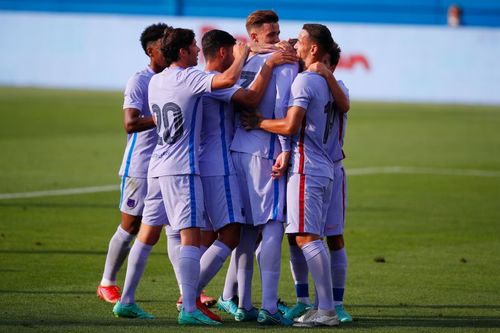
[285,172,333,236]
[232,152,286,226]
[119,176,147,216]
[201,175,245,232]
[142,175,206,231]
[324,162,347,236]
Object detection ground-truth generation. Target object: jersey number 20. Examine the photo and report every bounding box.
[151,103,184,145]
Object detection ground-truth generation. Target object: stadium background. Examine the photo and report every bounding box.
[1,1,500,332]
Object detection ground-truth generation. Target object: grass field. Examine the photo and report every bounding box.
[1,87,500,332]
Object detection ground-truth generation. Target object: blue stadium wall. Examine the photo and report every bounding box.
[1,0,500,27]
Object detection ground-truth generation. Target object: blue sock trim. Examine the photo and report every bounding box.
[295,283,309,298]
[333,288,344,302]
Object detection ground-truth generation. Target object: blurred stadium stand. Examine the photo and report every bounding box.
[0,0,499,27]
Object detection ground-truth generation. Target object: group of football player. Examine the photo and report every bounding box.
[95,9,352,327]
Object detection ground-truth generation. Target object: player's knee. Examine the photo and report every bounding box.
[218,223,241,250]
[120,214,142,235]
[137,226,162,246]
[327,234,344,251]
[295,234,320,248]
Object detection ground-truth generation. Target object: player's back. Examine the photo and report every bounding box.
[147,67,214,177]
[231,53,298,160]
[118,67,157,178]
[327,80,350,162]
[200,72,240,177]
[289,71,336,180]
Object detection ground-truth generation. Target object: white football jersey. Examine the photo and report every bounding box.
[147,66,215,177]
[118,66,158,178]
[200,71,241,177]
[288,71,336,180]
[231,53,298,160]
[327,80,350,161]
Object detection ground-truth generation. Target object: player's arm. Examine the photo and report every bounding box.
[243,105,305,136]
[211,41,250,90]
[232,51,298,109]
[123,108,156,133]
[308,62,350,113]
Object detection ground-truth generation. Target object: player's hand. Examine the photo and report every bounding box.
[233,41,250,59]
[267,50,298,67]
[272,151,290,179]
[275,40,296,53]
[240,110,262,130]
[248,41,278,54]
[308,61,332,77]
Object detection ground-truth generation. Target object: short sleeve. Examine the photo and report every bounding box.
[208,85,241,103]
[288,74,311,110]
[184,67,215,95]
[123,74,145,110]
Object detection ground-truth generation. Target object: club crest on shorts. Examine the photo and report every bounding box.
[126,198,137,208]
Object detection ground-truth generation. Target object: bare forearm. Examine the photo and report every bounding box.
[243,60,274,108]
[124,116,156,133]
[213,49,249,89]
[326,74,350,113]
[260,118,297,136]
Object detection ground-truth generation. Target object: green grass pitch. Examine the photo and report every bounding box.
[0,87,500,332]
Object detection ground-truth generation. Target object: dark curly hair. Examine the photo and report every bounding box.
[328,40,341,68]
[140,23,171,55]
[161,28,195,65]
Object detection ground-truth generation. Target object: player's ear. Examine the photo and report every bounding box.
[218,46,226,59]
[250,32,259,43]
[310,44,319,57]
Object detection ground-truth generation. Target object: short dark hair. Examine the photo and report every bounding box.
[302,23,333,55]
[202,29,236,60]
[328,40,341,68]
[246,10,279,33]
[161,28,195,65]
[140,23,170,55]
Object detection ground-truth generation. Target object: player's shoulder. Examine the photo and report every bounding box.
[127,67,154,87]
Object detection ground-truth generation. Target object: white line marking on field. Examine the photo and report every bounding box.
[348,166,500,178]
[0,166,499,200]
[0,185,119,200]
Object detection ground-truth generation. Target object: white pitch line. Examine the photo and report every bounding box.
[0,166,499,200]
[0,185,119,200]
[347,166,500,178]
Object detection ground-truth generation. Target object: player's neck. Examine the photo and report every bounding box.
[304,56,322,71]
[204,60,223,73]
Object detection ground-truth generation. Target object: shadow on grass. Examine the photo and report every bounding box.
[0,249,164,256]
[351,316,500,329]
[0,290,95,295]
[1,315,499,329]
[351,304,500,310]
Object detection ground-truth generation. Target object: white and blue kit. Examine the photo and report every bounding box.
[324,80,350,237]
[142,66,215,231]
[230,53,298,225]
[200,72,245,231]
[118,66,157,216]
[285,71,337,236]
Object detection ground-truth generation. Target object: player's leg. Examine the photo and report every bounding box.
[247,157,290,326]
[284,234,312,320]
[287,173,338,327]
[161,174,220,325]
[230,152,259,319]
[325,164,352,322]
[218,250,239,315]
[165,226,184,310]
[98,177,146,303]
[113,177,165,319]
[257,220,285,315]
